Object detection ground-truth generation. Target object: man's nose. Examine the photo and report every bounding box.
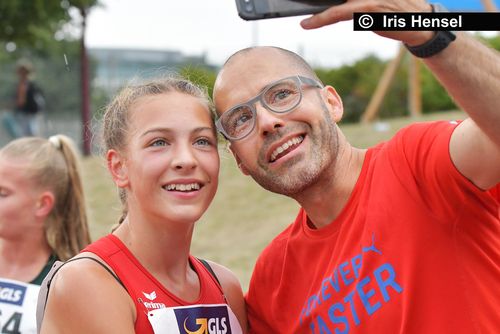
[256,103,284,137]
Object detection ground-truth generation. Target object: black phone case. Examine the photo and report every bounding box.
[235,0,345,21]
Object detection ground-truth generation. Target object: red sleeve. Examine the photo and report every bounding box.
[488,184,500,204]
[386,120,491,223]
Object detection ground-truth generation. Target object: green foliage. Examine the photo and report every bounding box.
[420,65,456,112]
[180,66,217,99]
[0,0,99,49]
[0,0,66,45]
[316,54,409,123]
[316,49,461,122]
[484,34,500,51]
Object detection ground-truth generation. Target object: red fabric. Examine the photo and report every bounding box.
[83,234,226,333]
[246,121,500,334]
[489,184,500,203]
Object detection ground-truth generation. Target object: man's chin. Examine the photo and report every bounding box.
[252,169,318,197]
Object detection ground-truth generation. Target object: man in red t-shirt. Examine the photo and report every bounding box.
[213,1,499,333]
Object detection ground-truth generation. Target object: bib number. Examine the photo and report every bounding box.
[0,311,21,334]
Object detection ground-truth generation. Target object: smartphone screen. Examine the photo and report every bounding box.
[236,0,345,20]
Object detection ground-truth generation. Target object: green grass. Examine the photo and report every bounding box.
[82,110,466,290]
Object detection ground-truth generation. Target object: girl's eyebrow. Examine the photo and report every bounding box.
[140,126,214,138]
[140,127,173,138]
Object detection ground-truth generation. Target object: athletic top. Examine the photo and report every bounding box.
[30,254,57,285]
[84,234,242,333]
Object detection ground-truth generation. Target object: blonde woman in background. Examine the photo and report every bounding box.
[0,135,91,333]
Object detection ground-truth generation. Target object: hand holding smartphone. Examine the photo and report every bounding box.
[235,0,345,21]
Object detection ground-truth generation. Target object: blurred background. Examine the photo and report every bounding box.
[0,0,498,288]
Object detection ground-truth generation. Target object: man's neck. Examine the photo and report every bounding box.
[294,145,367,229]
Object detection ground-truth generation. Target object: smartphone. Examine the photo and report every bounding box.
[235,0,345,21]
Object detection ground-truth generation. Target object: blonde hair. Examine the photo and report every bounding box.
[0,135,91,260]
[101,75,214,226]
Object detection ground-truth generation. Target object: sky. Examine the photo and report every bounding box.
[85,0,498,68]
[85,0,401,68]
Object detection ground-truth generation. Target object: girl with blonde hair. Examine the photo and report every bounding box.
[0,135,91,333]
[39,77,247,334]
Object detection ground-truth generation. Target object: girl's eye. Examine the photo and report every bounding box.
[195,138,209,146]
[195,138,213,147]
[151,139,168,147]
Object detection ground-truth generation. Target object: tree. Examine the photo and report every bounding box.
[316,55,394,122]
[0,0,68,46]
[66,0,99,155]
[0,1,99,46]
[180,66,218,99]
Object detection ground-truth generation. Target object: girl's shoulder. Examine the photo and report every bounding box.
[37,253,134,334]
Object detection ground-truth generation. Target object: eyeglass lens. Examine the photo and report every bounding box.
[222,77,301,139]
[263,79,301,112]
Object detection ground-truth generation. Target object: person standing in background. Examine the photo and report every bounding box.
[12,59,45,137]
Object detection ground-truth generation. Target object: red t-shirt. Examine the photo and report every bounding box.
[84,234,229,333]
[246,121,499,334]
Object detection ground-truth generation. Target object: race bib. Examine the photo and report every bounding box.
[147,303,242,334]
[0,278,40,334]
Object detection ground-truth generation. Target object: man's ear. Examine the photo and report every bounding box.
[35,191,55,219]
[229,144,250,176]
[107,149,129,188]
[323,85,344,123]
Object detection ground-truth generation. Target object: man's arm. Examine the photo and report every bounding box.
[302,0,500,189]
[424,33,500,189]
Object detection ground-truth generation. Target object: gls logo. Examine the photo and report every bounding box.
[0,281,27,306]
[175,305,232,334]
[183,317,228,334]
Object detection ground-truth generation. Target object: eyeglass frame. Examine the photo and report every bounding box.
[215,75,324,141]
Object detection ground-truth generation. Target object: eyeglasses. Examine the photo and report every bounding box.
[216,75,323,141]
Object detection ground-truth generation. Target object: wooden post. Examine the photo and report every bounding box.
[408,56,422,117]
[480,0,498,12]
[361,44,406,123]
